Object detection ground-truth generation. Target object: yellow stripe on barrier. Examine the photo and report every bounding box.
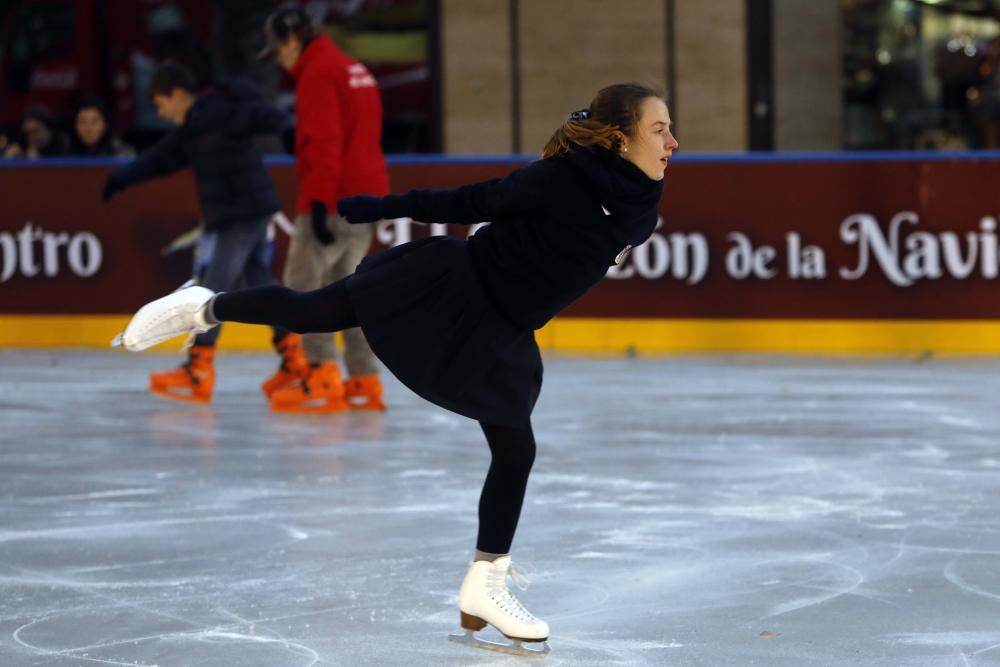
[536,318,1000,355]
[3,315,1000,355]
[0,316,274,352]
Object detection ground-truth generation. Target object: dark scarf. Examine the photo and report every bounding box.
[567,146,664,245]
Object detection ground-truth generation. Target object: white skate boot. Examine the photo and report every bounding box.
[448,556,550,657]
[112,286,217,351]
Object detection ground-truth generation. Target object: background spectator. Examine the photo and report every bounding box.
[2,106,70,159]
[70,97,135,158]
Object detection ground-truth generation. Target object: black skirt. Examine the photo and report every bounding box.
[345,236,542,426]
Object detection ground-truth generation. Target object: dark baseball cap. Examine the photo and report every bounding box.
[257,4,311,60]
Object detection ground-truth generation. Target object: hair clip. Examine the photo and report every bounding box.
[570,109,591,121]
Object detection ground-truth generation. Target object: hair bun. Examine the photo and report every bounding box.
[570,109,592,121]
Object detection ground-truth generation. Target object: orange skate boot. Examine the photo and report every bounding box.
[148,345,215,404]
[269,361,348,413]
[260,333,310,399]
[344,374,387,411]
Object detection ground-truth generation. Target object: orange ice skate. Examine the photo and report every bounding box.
[148,345,215,404]
[269,361,348,413]
[260,333,310,399]
[345,374,386,411]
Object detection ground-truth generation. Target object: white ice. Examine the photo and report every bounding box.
[2,350,1000,666]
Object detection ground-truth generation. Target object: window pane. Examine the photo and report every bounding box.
[843,0,1000,149]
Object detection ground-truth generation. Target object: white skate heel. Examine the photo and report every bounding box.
[448,556,550,657]
[112,286,217,351]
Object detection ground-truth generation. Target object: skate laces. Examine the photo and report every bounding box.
[507,562,533,592]
[488,561,538,622]
[143,300,207,343]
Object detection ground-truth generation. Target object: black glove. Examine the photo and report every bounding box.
[337,195,385,224]
[102,173,125,202]
[310,201,335,245]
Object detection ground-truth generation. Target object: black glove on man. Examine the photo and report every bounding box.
[337,195,385,225]
[311,201,335,245]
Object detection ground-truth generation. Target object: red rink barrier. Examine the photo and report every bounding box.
[2,154,1000,322]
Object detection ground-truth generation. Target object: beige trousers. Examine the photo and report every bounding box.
[282,213,379,377]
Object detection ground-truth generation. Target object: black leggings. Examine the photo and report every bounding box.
[212,279,536,555]
[212,277,360,333]
[477,420,536,554]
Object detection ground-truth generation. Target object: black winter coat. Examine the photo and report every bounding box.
[382,148,664,330]
[347,148,664,425]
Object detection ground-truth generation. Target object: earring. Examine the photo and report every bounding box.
[623,147,628,152]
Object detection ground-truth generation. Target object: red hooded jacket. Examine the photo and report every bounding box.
[290,36,389,213]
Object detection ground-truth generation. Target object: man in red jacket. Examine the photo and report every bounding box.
[259,4,389,413]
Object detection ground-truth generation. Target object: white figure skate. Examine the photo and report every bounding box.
[448,556,550,657]
[112,286,217,351]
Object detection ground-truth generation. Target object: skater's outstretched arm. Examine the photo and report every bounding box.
[103,131,187,200]
[340,159,556,226]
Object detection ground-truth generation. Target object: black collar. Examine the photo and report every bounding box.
[566,147,664,243]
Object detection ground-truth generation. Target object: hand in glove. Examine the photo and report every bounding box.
[337,195,385,225]
[310,201,335,245]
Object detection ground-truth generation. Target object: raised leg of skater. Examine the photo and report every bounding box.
[116,279,358,352]
[209,278,359,333]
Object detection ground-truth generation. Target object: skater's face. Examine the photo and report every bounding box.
[152,90,192,126]
[75,108,106,147]
[620,97,678,181]
[275,36,303,72]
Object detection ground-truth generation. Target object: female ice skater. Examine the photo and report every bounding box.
[116,82,678,654]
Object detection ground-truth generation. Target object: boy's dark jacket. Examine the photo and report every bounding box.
[107,78,288,229]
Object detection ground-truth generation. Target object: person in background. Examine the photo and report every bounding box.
[102,60,310,404]
[3,106,70,158]
[256,4,390,413]
[70,97,135,158]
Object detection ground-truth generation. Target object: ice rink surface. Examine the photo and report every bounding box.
[2,349,1000,666]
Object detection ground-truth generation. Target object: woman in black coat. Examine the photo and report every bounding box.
[119,82,678,653]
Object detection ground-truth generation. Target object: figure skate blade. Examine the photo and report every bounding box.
[448,630,550,657]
